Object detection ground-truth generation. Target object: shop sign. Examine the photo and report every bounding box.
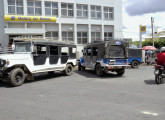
[4,15,56,22]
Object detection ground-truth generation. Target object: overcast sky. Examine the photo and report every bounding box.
[122,0,165,40]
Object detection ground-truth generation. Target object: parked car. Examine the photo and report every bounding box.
[78,40,130,76]
[128,48,143,68]
[0,40,77,87]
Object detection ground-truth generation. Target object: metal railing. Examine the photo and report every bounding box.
[0,47,14,54]
[13,36,75,44]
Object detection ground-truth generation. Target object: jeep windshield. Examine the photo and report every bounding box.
[109,45,125,58]
[14,43,31,53]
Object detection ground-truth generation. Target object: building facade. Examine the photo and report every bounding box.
[0,0,123,53]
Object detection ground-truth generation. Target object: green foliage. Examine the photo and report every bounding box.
[129,41,140,47]
[142,38,165,49]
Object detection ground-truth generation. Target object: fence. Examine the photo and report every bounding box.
[0,47,14,54]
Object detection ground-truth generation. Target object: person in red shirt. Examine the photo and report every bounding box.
[156,47,165,66]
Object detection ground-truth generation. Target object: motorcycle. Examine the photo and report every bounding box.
[154,65,165,84]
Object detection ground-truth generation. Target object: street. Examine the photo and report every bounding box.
[0,65,165,120]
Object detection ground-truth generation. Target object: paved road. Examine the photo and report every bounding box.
[0,66,165,120]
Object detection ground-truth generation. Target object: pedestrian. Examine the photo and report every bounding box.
[0,43,3,54]
[7,43,12,53]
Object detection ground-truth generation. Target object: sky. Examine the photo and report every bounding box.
[122,0,165,41]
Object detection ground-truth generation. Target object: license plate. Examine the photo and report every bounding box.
[154,70,159,75]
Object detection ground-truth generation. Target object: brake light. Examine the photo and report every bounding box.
[155,65,160,69]
[155,65,164,70]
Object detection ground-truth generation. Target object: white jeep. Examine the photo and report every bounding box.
[0,40,77,87]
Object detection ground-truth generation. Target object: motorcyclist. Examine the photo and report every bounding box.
[156,47,165,66]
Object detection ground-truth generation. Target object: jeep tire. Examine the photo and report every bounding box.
[78,62,82,71]
[64,64,73,76]
[117,69,125,76]
[96,64,103,76]
[9,68,25,87]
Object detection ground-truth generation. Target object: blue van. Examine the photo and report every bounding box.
[128,48,142,68]
[78,40,130,76]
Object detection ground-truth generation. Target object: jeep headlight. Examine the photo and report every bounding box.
[1,60,4,65]
[0,59,7,67]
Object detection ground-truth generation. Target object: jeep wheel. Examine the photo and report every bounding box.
[117,69,125,76]
[64,64,73,76]
[78,62,81,71]
[82,66,85,71]
[9,68,25,87]
[96,64,103,76]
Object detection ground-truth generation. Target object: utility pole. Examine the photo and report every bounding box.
[151,17,154,47]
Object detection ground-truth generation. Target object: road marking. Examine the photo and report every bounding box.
[142,111,158,116]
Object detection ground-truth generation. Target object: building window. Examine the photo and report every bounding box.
[77,32,88,44]
[61,3,74,17]
[46,32,58,40]
[8,0,23,14]
[77,4,88,18]
[104,32,113,40]
[91,32,100,42]
[45,2,58,16]
[104,7,114,20]
[27,1,42,15]
[91,5,101,19]
[62,32,74,41]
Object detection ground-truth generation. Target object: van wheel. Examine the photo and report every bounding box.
[9,68,25,87]
[96,64,103,76]
[64,64,73,76]
[117,69,125,76]
[131,61,139,68]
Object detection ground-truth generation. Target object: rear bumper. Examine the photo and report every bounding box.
[104,65,131,70]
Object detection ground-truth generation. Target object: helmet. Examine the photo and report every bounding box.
[160,47,165,52]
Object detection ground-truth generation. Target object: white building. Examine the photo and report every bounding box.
[0,0,123,53]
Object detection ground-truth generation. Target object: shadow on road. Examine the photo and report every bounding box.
[0,81,11,88]
[0,72,65,88]
[144,79,157,85]
[74,69,124,79]
[25,72,65,84]
[144,79,165,85]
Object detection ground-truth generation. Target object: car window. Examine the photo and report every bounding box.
[14,43,31,53]
[50,46,58,55]
[87,48,91,56]
[109,45,125,58]
[34,45,46,54]
[61,47,69,55]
